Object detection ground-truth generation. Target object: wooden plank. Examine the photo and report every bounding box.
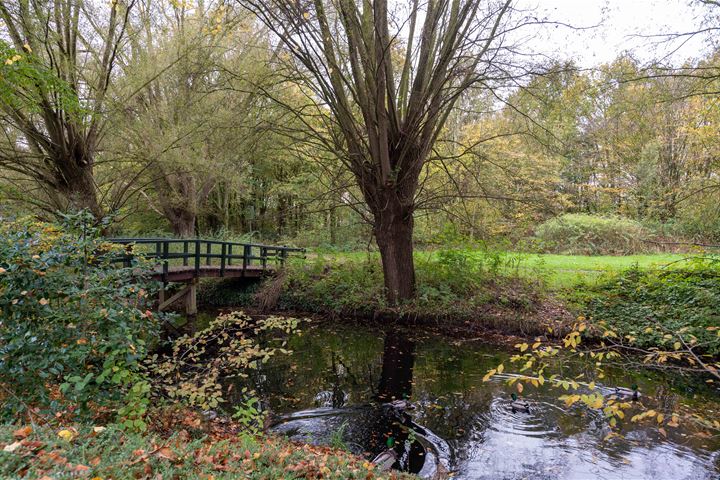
[159,283,192,311]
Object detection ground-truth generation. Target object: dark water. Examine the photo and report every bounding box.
[220,319,720,479]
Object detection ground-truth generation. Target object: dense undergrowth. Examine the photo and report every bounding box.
[0,212,163,427]
[534,213,663,255]
[583,256,720,355]
[251,250,572,337]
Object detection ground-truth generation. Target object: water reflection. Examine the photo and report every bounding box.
[231,322,720,479]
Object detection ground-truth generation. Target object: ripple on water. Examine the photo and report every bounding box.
[456,397,719,480]
[481,397,565,438]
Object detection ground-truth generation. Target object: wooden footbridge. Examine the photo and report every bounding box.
[110,238,304,315]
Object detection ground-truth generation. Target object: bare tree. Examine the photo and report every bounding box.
[242,0,529,302]
[0,0,133,217]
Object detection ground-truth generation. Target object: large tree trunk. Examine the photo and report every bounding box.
[373,200,416,303]
[167,209,196,237]
[56,160,102,218]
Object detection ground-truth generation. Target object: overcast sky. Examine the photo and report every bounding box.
[522,0,714,67]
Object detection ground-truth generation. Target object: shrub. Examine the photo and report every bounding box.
[585,257,720,355]
[150,311,302,415]
[535,213,650,255]
[0,212,161,428]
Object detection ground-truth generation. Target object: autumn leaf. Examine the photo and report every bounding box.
[3,441,22,452]
[517,382,524,393]
[482,369,496,382]
[13,425,32,438]
[57,429,75,441]
[156,447,177,461]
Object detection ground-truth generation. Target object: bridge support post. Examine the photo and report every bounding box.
[185,278,198,316]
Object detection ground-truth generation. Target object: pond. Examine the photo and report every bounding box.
[217,317,720,479]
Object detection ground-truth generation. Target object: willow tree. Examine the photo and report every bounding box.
[243,0,520,302]
[0,0,132,217]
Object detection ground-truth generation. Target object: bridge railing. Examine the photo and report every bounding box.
[108,238,304,283]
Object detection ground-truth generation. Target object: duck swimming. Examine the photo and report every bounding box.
[614,384,640,401]
[510,393,531,413]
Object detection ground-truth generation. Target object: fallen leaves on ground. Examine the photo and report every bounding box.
[0,410,415,479]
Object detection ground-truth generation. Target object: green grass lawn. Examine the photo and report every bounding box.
[514,253,689,289]
[306,249,691,290]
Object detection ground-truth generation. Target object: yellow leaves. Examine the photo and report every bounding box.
[537,374,545,385]
[582,393,604,409]
[516,382,524,393]
[563,331,582,348]
[57,429,75,441]
[23,43,32,53]
[482,369,496,382]
[561,394,581,407]
[532,341,541,350]
[302,11,310,19]
[667,414,680,428]
[4,54,22,66]
[588,381,596,390]
[602,329,618,339]
[656,413,665,424]
[515,343,529,352]
[497,364,504,374]
[673,342,681,350]
[630,409,661,424]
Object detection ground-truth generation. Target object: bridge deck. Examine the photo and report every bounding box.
[150,265,270,282]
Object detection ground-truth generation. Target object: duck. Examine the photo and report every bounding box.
[510,393,531,413]
[371,438,398,472]
[613,384,640,401]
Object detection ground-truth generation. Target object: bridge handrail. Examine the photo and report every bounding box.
[107,237,304,283]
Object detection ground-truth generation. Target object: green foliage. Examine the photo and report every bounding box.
[0,212,161,428]
[585,257,720,355]
[232,396,266,436]
[535,214,652,255]
[0,40,81,116]
[268,251,554,334]
[329,420,350,452]
[150,311,303,410]
[278,257,387,315]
